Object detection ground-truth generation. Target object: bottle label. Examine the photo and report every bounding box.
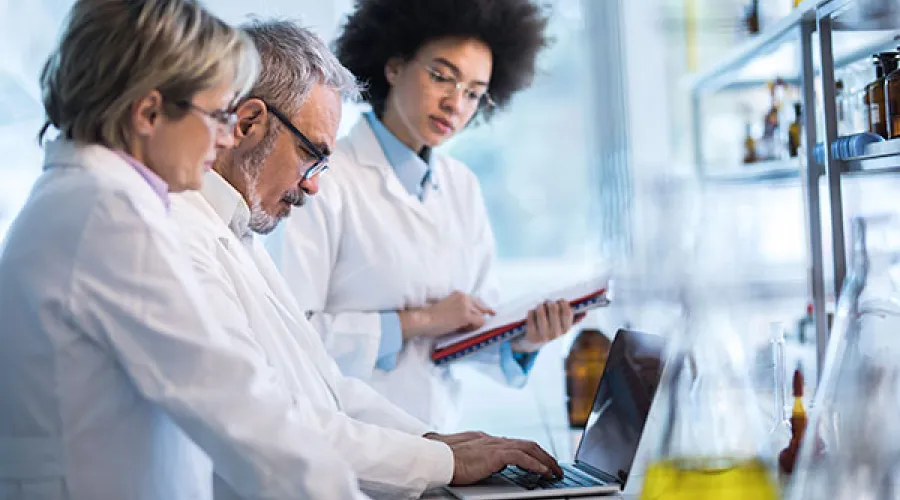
[871,103,881,124]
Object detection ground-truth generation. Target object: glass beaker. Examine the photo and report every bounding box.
[788,215,900,500]
[638,300,780,500]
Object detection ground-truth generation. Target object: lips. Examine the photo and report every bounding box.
[430,116,454,135]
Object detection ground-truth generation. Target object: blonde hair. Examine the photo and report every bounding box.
[39,0,259,149]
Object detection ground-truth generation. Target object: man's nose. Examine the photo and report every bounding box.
[300,175,319,195]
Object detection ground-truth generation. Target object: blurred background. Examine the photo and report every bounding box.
[2,0,898,461]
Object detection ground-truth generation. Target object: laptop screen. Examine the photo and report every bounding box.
[573,329,666,484]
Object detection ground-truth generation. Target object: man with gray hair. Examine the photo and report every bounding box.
[169,20,562,499]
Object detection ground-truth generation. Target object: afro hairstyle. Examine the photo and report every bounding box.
[334,0,551,121]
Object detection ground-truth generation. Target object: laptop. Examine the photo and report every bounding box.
[444,329,666,500]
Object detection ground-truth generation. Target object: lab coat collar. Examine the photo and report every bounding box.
[344,118,439,226]
[345,118,395,173]
[200,170,252,242]
[362,112,432,198]
[42,138,169,212]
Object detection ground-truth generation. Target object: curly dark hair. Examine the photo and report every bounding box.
[334,0,551,121]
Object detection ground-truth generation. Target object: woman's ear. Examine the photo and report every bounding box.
[131,90,164,136]
[384,57,405,86]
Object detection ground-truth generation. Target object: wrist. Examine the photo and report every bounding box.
[511,336,544,353]
[398,308,433,340]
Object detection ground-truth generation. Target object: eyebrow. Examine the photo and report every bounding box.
[431,57,489,87]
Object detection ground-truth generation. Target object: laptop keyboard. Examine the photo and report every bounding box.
[498,464,607,490]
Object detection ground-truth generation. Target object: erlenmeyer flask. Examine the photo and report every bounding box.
[639,299,780,500]
[788,214,900,500]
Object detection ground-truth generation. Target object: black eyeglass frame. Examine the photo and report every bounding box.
[264,103,330,181]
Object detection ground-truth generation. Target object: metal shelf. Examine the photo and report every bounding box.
[840,137,900,173]
[688,1,818,94]
[688,0,898,94]
[686,0,900,382]
[821,0,900,31]
[701,160,802,184]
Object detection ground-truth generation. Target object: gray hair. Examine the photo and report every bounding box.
[39,0,259,148]
[241,19,360,115]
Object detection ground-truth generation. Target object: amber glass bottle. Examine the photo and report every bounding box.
[885,49,900,139]
[564,328,611,428]
[788,102,803,157]
[868,52,899,138]
[778,367,807,476]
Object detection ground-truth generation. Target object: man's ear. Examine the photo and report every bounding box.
[233,98,268,149]
[131,90,165,137]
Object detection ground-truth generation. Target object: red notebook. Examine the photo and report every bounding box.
[431,278,611,365]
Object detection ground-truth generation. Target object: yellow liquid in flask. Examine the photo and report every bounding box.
[639,457,779,500]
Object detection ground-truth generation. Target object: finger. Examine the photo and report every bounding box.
[545,300,562,342]
[558,300,574,333]
[573,312,587,324]
[473,297,496,316]
[525,308,539,343]
[499,449,551,477]
[512,440,563,477]
[466,310,487,330]
[535,302,552,342]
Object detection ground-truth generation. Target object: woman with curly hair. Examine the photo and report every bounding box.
[269,0,577,429]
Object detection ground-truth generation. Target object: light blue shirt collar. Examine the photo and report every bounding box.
[364,112,432,199]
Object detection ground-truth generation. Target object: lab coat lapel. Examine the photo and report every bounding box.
[203,183,345,407]
[345,119,438,228]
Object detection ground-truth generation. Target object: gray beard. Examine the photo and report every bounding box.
[235,125,279,235]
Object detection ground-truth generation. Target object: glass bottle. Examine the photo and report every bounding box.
[564,328,611,428]
[638,301,779,500]
[867,53,899,138]
[788,215,900,500]
[743,122,758,164]
[744,0,760,35]
[760,80,783,160]
[788,102,803,158]
[885,48,900,139]
[835,80,847,136]
[777,367,807,477]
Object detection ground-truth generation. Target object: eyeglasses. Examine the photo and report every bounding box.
[176,101,238,132]
[420,63,495,111]
[265,104,330,181]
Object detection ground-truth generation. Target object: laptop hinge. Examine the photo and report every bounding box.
[573,460,622,485]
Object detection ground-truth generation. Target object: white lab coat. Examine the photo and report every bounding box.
[267,119,522,430]
[169,171,454,499]
[0,140,367,500]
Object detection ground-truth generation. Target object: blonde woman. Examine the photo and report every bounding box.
[0,1,366,499]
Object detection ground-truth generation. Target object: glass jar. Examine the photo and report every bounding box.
[788,215,900,500]
[565,328,611,428]
[885,50,900,139]
[867,53,899,138]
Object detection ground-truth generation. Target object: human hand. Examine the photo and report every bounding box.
[511,300,583,353]
[445,435,563,485]
[398,291,495,340]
